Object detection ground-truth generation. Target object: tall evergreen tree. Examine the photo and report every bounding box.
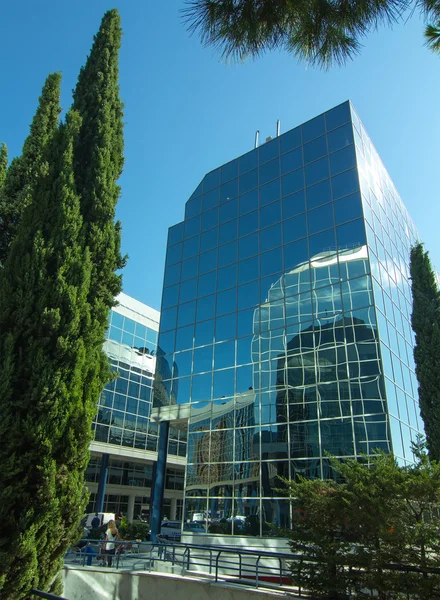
[0,143,7,190]
[410,243,440,461]
[0,73,61,265]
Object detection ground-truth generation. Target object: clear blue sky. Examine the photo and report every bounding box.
[1,2,439,310]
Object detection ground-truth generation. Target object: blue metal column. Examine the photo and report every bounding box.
[95,453,110,512]
[150,421,170,542]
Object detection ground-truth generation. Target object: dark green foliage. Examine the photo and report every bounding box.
[0,73,61,265]
[0,143,7,189]
[119,521,150,541]
[183,1,440,66]
[283,447,440,599]
[410,243,440,461]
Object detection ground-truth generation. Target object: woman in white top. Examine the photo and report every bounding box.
[105,519,119,567]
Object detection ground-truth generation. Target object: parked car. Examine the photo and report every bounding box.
[183,522,206,534]
[159,521,182,541]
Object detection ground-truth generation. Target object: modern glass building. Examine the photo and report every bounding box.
[86,292,186,521]
[153,101,423,536]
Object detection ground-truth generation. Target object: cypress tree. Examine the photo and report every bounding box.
[0,143,7,190]
[0,73,61,265]
[410,243,440,461]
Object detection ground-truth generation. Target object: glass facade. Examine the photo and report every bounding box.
[155,101,423,536]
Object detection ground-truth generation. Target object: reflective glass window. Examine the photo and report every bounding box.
[203,187,220,210]
[260,199,281,228]
[185,196,202,219]
[260,247,282,277]
[216,288,237,316]
[174,350,192,378]
[239,189,258,215]
[239,149,258,174]
[201,207,218,232]
[308,203,334,236]
[222,159,238,183]
[178,301,196,327]
[332,168,359,200]
[220,198,238,223]
[164,262,181,287]
[198,271,217,297]
[306,179,332,210]
[240,168,258,194]
[330,145,356,176]
[238,256,259,284]
[259,158,279,185]
[280,126,301,154]
[260,223,282,252]
[162,285,179,309]
[334,192,363,225]
[160,307,177,332]
[214,340,235,370]
[260,179,281,206]
[259,137,279,164]
[309,228,336,258]
[194,346,213,373]
[192,372,212,402]
[239,211,258,237]
[220,178,239,203]
[217,264,237,291]
[199,249,217,275]
[302,114,325,142]
[195,319,214,347]
[325,102,351,131]
[283,213,306,244]
[179,278,197,303]
[282,169,304,196]
[166,243,182,266]
[219,219,237,244]
[196,294,216,322]
[218,240,237,267]
[168,222,184,246]
[281,147,303,175]
[184,215,201,238]
[216,314,237,342]
[238,280,259,310]
[304,135,327,164]
[305,157,329,186]
[213,368,234,398]
[175,325,194,352]
[158,331,174,356]
[239,232,258,260]
[282,189,305,219]
[337,218,366,247]
[200,228,218,252]
[189,181,203,199]
[183,236,199,259]
[284,238,308,270]
[327,123,354,153]
[181,257,198,281]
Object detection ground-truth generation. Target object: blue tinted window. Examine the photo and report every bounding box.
[302,114,325,142]
[308,204,334,235]
[219,219,237,244]
[199,249,217,275]
[332,168,359,200]
[325,102,351,131]
[328,123,354,153]
[305,157,329,186]
[183,236,199,259]
[213,368,234,398]
[239,211,258,237]
[174,350,192,378]
[283,213,307,244]
[284,238,308,270]
[185,196,201,219]
[178,301,196,327]
[220,178,238,203]
[309,228,336,257]
[168,222,184,246]
[214,340,235,370]
[189,181,203,199]
[161,307,177,332]
[200,228,218,252]
[259,158,279,185]
[216,288,237,316]
[306,179,332,210]
[281,147,303,175]
[164,263,181,287]
[280,126,302,154]
[204,169,220,192]
[158,330,175,355]
[239,189,258,215]
[201,207,218,232]
[217,264,237,291]
[238,256,259,284]
[181,257,198,281]
[166,243,182,266]
[240,169,258,194]
[260,223,282,252]
[196,294,216,322]
[239,232,258,260]
[175,325,194,351]
[194,345,213,372]
[282,169,304,196]
[203,187,220,210]
[180,278,197,303]
[337,218,366,247]
[216,314,237,342]
[282,190,305,219]
[238,280,259,310]
[334,192,363,225]
[260,179,281,206]
[219,197,238,223]
[260,247,282,277]
[162,285,179,309]
[184,215,201,238]
[259,138,279,164]
[218,240,237,267]
[304,135,327,164]
[239,149,258,174]
[237,309,254,337]
[330,145,356,176]
[191,372,212,401]
[195,319,214,347]
[260,199,281,227]
[198,271,217,297]
[222,159,238,183]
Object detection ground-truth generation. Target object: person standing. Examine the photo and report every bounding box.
[91,512,101,530]
[105,519,119,567]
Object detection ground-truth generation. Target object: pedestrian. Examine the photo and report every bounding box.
[105,519,119,567]
[91,512,101,530]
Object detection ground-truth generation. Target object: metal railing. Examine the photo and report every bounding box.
[31,590,68,600]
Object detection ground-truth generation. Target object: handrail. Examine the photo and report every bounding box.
[31,590,68,600]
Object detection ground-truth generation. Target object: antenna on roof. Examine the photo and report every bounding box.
[254,130,259,149]
[276,120,281,137]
